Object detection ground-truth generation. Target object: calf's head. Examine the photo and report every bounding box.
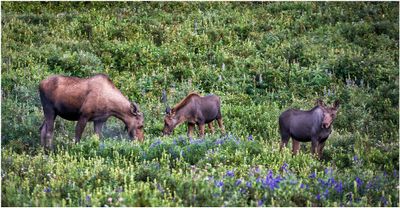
[126,102,144,141]
[162,106,177,136]
[317,99,340,129]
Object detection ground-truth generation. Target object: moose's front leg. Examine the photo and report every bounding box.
[317,141,325,159]
[187,123,195,139]
[311,137,319,157]
[198,123,205,138]
[75,117,88,143]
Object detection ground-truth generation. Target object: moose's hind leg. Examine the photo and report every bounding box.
[292,139,301,155]
[208,122,215,134]
[279,131,290,151]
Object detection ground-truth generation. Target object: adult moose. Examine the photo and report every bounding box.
[39,74,144,149]
[279,99,340,159]
[162,92,225,138]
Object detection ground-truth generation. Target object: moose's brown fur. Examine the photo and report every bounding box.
[39,74,144,149]
[162,92,225,138]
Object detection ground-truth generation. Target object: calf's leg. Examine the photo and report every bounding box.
[94,120,106,137]
[317,141,325,159]
[217,118,225,134]
[187,123,195,139]
[75,117,88,143]
[292,139,301,155]
[208,122,215,134]
[198,123,205,138]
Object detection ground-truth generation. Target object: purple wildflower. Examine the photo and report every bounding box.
[86,195,91,203]
[316,193,321,200]
[246,181,252,188]
[257,199,264,207]
[280,162,288,172]
[380,196,388,206]
[226,170,235,177]
[261,170,282,191]
[300,183,305,189]
[355,177,363,187]
[353,155,358,162]
[215,180,224,188]
[309,172,316,179]
[43,187,51,193]
[335,181,343,193]
[248,135,253,141]
[215,139,224,145]
[323,189,329,198]
[235,179,242,186]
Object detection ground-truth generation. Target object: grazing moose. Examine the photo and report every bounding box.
[279,99,340,159]
[39,74,144,149]
[162,92,225,138]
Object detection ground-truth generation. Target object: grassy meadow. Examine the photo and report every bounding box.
[1,2,399,206]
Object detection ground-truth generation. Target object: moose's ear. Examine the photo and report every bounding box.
[131,102,140,115]
[316,99,325,107]
[333,100,340,109]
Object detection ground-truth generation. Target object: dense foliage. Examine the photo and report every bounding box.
[1,2,398,206]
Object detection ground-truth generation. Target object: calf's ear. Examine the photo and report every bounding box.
[333,100,340,109]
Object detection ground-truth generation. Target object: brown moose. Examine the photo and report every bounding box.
[279,99,339,159]
[162,92,225,138]
[39,74,144,149]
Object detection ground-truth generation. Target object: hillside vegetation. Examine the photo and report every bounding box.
[1,2,399,206]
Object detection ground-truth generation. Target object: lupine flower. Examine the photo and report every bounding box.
[380,196,388,206]
[247,135,253,141]
[235,179,242,186]
[257,199,264,207]
[309,172,316,179]
[335,181,343,193]
[215,180,224,188]
[353,155,359,162]
[246,181,252,188]
[261,170,282,191]
[355,177,363,187]
[300,183,305,189]
[226,170,234,177]
[316,193,321,200]
[324,167,333,176]
[85,195,91,203]
[215,139,224,145]
[280,162,288,172]
[323,189,329,198]
[43,187,51,193]
[150,140,162,148]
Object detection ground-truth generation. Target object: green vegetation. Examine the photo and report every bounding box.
[1,2,398,206]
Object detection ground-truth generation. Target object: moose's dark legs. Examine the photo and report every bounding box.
[217,118,225,134]
[311,137,319,157]
[40,108,56,149]
[208,122,215,134]
[292,139,301,155]
[317,141,325,159]
[75,117,88,143]
[198,123,205,138]
[279,131,290,151]
[187,123,195,138]
[94,119,106,137]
